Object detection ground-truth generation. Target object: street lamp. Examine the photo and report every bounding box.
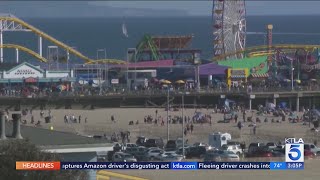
[291,60,294,91]
[97,49,107,90]
[167,87,170,141]
[181,94,185,158]
[127,48,137,90]
[67,46,77,70]
[194,53,201,92]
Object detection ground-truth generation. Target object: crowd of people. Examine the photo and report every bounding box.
[1,78,320,98]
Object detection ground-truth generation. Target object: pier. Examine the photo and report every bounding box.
[0,89,319,111]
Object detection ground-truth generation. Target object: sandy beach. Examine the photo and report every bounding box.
[15,107,320,180]
[19,107,320,145]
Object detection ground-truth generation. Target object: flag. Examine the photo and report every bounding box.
[122,23,128,38]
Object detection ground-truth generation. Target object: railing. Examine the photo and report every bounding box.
[1,85,320,99]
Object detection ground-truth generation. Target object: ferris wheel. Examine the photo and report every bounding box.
[213,0,246,59]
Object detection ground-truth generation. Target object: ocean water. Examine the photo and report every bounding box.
[3,15,320,63]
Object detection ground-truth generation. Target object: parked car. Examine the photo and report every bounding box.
[96,151,108,162]
[176,146,191,155]
[227,141,241,146]
[157,151,184,161]
[136,136,147,146]
[185,146,207,159]
[125,146,149,161]
[247,147,273,158]
[248,142,265,154]
[304,143,320,155]
[113,143,122,152]
[176,138,187,148]
[122,143,138,151]
[203,152,222,162]
[145,138,164,149]
[112,152,137,162]
[304,149,316,159]
[265,142,277,149]
[211,150,240,161]
[221,144,243,155]
[162,154,184,162]
[193,142,213,151]
[146,148,164,160]
[165,140,177,151]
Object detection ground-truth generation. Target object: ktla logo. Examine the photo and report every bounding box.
[285,138,304,162]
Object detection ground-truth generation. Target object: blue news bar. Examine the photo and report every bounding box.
[270,162,304,170]
[61,162,274,170]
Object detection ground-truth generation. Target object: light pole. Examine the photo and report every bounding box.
[291,60,294,91]
[97,49,107,88]
[182,94,185,158]
[127,48,137,90]
[167,88,170,141]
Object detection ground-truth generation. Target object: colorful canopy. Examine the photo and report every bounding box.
[56,85,67,91]
[160,79,171,84]
[199,63,228,76]
[175,80,185,84]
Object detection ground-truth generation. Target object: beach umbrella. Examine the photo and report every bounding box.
[175,80,185,84]
[160,79,171,84]
[56,85,66,91]
[295,79,301,84]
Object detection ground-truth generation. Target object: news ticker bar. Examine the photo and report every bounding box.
[16,162,304,170]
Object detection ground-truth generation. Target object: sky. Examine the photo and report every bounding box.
[90,1,320,16]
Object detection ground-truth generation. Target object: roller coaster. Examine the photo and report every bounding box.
[0,44,47,62]
[1,15,320,66]
[0,15,126,64]
[213,44,320,61]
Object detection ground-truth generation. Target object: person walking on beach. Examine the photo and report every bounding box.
[240,142,246,156]
[184,128,187,136]
[64,115,68,123]
[235,114,238,123]
[40,110,44,118]
[253,124,257,135]
[111,115,115,123]
[72,114,75,123]
[237,121,242,130]
[31,115,34,124]
[190,124,194,133]
[242,110,246,122]
[78,115,81,124]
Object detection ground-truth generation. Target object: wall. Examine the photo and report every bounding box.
[3,64,43,79]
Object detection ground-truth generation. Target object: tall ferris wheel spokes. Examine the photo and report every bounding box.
[213,0,246,60]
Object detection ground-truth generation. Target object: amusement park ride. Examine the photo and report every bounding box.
[0,1,320,80]
[0,14,126,65]
[212,0,320,80]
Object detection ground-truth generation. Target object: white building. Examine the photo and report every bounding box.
[0,62,74,88]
